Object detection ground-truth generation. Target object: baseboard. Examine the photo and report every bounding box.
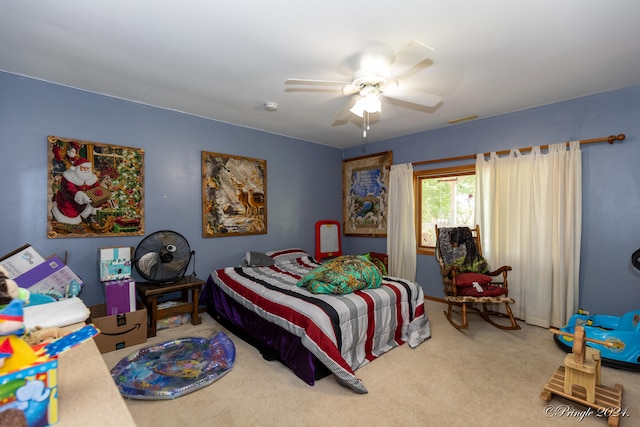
[424,295,447,304]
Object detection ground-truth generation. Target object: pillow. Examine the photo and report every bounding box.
[454,272,492,287]
[265,248,311,264]
[362,252,388,276]
[296,255,382,295]
[456,284,507,297]
[240,251,274,267]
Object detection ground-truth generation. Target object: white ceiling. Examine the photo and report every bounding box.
[2,1,640,149]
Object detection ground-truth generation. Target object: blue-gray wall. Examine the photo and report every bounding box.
[2,71,638,316]
[344,85,640,317]
[0,72,342,306]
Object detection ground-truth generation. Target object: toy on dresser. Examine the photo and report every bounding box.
[0,266,36,371]
[0,265,100,427]
[0,266,30,306]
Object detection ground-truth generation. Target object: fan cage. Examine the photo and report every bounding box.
[134,230,193,284]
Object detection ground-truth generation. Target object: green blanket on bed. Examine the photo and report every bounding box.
[296,255,382,294]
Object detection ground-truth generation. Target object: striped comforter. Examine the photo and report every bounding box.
[210,256,431,393]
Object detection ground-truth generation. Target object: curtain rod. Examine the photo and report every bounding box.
[412,134,626,167]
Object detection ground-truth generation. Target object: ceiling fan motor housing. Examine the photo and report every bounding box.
[351,73,387,92]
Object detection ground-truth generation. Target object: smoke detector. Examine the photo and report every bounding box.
[264,102,278,112]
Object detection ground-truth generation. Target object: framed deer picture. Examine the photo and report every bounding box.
[201,151,267,237]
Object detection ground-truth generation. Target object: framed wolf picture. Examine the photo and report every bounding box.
[202,151,267,237]
[343,151,392,237]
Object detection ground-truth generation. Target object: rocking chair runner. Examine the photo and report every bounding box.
[435,225,520,330]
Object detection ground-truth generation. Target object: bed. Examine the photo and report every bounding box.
[201,249,431,393]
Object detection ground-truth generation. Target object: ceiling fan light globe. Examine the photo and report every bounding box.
[350,99,365,118]
[362,93,381,113]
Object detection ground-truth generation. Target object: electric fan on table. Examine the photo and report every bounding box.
[133,230,194,284]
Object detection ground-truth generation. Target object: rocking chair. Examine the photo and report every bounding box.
[435,225,520,330]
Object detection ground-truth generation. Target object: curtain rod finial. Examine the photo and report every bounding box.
[608,134,625,144]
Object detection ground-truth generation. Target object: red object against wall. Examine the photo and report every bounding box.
[315,220,342,262]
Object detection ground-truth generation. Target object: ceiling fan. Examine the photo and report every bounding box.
[285,40,444,137]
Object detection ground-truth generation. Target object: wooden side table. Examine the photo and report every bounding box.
[136,275,204,337]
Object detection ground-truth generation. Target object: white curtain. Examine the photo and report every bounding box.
[475,141,582,328]
[387,163,416,281]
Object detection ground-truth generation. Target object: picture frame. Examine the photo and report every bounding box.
[47,135,145,239]
[343,151,392,237]
[202,151,267,237]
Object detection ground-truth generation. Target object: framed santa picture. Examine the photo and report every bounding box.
[47,135,145,239]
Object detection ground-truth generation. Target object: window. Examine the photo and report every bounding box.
[414,164,476,255]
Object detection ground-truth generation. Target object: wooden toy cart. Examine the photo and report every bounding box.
[540,326,624,426]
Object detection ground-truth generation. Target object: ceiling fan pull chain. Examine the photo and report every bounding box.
[362,112,366,137]
[362,111,372,138]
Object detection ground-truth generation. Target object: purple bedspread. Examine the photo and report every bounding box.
[201,276,325,385]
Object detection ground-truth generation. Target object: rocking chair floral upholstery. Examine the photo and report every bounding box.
[435,225,520,330]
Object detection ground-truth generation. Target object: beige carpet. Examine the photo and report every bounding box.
[101,300,639,427]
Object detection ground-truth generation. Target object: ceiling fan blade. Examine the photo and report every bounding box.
[284,87,345,94]
[341,85,359,96]
[285,78,351,86]
[389,40,435,80]
[382,86,443,108]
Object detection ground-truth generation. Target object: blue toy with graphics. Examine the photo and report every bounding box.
[554,310,640,371]
[554,248,640,371]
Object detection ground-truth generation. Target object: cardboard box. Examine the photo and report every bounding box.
[88,304,147,353]
[14,255,84,298]
[104,278,136,315]
[99,246,133,281]
[0,358,59,426]
[0,244,46,279]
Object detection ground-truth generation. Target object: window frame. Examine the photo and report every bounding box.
[414,163,476,256]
